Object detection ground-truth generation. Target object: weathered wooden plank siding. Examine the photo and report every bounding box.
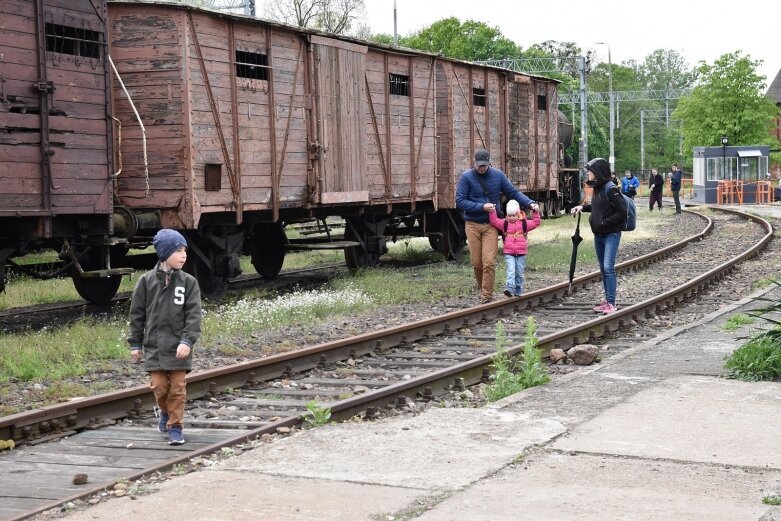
[0,0,111,213]
[109,5,186,217]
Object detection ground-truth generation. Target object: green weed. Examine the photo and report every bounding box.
[485,317,549,402]
[304,400,332,427]
[763,495,781,505]
[725,334,781,381]
[722,313,755,331]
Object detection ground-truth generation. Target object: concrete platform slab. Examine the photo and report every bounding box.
[218,407,565,490]
[553,376,781,469]
[59,470,426,521]
[415,452,781,521]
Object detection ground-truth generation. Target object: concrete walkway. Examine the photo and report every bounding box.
[57,278,781,521]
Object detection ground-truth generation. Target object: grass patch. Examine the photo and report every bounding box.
[722,313,755,331]
[763,495,781,505]
[724,333,781,381]
[485,317,549,402]
[0,319,127,382]
[202,285,373,341]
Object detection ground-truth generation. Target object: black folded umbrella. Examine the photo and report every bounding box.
[569,212,583,293]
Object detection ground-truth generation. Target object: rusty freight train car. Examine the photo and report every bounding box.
[107,1,563,298]
[0,0,565,302]
[0,0,133,303]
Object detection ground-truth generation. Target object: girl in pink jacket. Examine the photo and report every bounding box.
[488,200,541,297]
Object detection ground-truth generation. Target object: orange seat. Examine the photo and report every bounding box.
[734,180,744,205]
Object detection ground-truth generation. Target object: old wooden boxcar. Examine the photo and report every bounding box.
[107,1,561,297]
[0,0,133,302]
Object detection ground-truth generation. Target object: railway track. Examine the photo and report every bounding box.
[0,207,772,521]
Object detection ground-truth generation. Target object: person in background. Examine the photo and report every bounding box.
[570,158,627,315]
[648,168,664,211]
[488,200,541,297]
[129,229,202,445]
[670,164,683,214]
[621,170,640,199]
[456,149,539,304]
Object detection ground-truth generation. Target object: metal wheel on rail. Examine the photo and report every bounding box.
[248,222,286,279]
[429,210,465,261]
[343,215,389,270]
[183,227,244,300]
[70,246,122,305]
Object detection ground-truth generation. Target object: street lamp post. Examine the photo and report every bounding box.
[595,42,615,174]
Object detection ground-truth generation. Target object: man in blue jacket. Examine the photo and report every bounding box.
[670,164,683,214]
[456,149,538,303]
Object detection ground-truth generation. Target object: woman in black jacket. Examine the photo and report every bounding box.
[571,158,628,314]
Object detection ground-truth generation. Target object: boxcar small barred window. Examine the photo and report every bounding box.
[236,50,268,81]
[45,23,102,59]
[389,73,409,96]
[473,87,486,107]
[537,94,548,111]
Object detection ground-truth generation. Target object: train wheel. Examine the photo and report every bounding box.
[187,256,228,300]
[343,216,388,270]
[71,247,122,305]
[249,223,286,279]
[434,211,465,261]
[183,227,243,300]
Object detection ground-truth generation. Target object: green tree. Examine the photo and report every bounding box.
[674,51,779,153]
[401,17,522,62]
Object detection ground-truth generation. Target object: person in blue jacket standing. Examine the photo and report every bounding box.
[670,164,683,214]
[456,149,538,303]
[620,170,640,199]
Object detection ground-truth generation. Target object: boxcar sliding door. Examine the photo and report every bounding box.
[311,35,368,205]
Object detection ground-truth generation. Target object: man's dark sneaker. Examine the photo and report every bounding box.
[168,426,185,445]
[503,289,512,297]
[158,412,169,433]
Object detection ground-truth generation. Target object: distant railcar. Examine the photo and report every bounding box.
[0,0,571,302]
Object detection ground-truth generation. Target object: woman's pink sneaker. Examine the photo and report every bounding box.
[602,303,618,314]
[592,300,608,312]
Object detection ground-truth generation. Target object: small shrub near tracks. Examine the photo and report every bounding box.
[485,317,550,402]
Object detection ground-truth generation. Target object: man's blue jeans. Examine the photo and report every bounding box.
[594,232,621,305]
[503,254,526,296]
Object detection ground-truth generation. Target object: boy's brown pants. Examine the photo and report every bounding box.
[150,370,187,429]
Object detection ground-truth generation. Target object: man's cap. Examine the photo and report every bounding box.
[474,149,490,166]
[153,229,188,261]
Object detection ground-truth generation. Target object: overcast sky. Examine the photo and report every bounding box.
[364,0,780,90]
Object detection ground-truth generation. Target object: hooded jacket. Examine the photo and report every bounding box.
[456,167,534,224]
[128,264,202,372]
[582,159,627,235]
[488,209,541,255]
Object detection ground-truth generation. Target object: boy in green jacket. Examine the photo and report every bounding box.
[129,229,202,445]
